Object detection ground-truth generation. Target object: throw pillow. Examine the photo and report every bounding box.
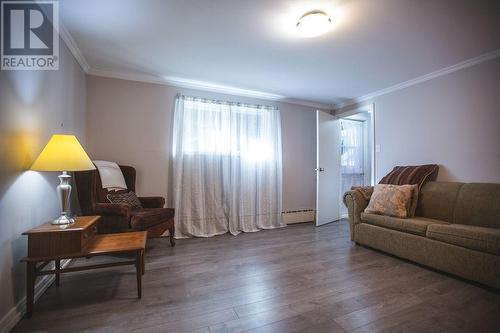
[107,191,143,210]
[379,164,439,190]
[365,184,417,218]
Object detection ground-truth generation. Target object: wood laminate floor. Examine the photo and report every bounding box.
[13,220,500,333]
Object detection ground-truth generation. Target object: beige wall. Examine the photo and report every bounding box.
[86,76,318,212]
[0,41,86,324]
[339,57,500,183]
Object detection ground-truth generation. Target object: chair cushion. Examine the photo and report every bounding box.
[361,212,448,236]
[427,224,500,256]
[130,208,175,230]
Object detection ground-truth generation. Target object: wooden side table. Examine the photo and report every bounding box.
[21,216,147,317]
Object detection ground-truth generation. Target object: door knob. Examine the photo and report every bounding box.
[315,168,325,172]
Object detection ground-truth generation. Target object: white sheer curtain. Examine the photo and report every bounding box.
[340,119,365,215]
[172,95,283,238]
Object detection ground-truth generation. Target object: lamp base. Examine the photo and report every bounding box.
[51,213,75,225]
[52,171,74,225]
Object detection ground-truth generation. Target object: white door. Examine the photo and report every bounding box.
[316,110,341,226]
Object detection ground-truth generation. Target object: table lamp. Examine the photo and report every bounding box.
[31,134,96,224]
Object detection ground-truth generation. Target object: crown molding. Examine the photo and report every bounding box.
[88,68,168,85]
[280,98,334,110]
[57,20,497,112]
[58,23,333,109]
[59,22,90,73]
[335,49,500,110]
[88,68,334,110]
[162,76,286,101]
[97,49,498,112]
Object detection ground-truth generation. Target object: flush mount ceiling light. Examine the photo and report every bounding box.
[296,10,332,37]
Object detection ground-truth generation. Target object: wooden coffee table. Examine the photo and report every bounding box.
[22,216,147,317]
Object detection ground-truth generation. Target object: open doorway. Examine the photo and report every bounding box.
[339,104,375,217]
[315,105,374,226]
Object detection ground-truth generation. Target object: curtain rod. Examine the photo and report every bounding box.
[176,94,278,110]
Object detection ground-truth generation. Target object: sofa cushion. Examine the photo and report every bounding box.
[361,212,448,236]
[453,183,500,228]
[416,182,464,223]
[427,224,500,256]
[130,208,175,230]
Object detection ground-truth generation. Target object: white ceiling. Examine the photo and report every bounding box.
[60,0,500,107]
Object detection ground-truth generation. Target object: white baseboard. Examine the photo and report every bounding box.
[0,259,71,333]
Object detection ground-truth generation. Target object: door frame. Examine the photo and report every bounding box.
[336,103,376,185]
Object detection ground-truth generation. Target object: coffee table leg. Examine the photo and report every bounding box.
[55,259,61,287]
[26,262,36,318]
[136,251,142,299]
[141,250,145,275]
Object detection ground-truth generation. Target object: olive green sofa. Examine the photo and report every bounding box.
[343,181,500,289]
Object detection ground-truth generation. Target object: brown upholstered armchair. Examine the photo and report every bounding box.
[75,165,175,246]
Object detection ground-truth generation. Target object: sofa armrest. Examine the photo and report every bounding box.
[138,196,165,208]
[343,188,372,241]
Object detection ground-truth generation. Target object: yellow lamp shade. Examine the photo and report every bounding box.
[31,134,96,171]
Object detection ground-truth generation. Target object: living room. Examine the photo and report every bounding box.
[0,0,499,332]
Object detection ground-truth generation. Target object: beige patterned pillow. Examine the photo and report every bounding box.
[365,184,418,218]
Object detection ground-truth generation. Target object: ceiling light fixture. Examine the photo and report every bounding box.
[296,10,332,37]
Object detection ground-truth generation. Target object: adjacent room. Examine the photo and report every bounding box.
[1,0,499,332]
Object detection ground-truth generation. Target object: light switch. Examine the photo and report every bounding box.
[375,144,381,153]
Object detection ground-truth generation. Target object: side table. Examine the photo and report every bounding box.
[22,216,147,317]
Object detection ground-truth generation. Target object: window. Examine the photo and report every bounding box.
[173,97,279,162]
[172,95,283,237]
[340,119,364,175]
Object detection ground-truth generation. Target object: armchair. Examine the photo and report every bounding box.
[75,165,175,246]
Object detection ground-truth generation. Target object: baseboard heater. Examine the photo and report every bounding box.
[282,209,315,224]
